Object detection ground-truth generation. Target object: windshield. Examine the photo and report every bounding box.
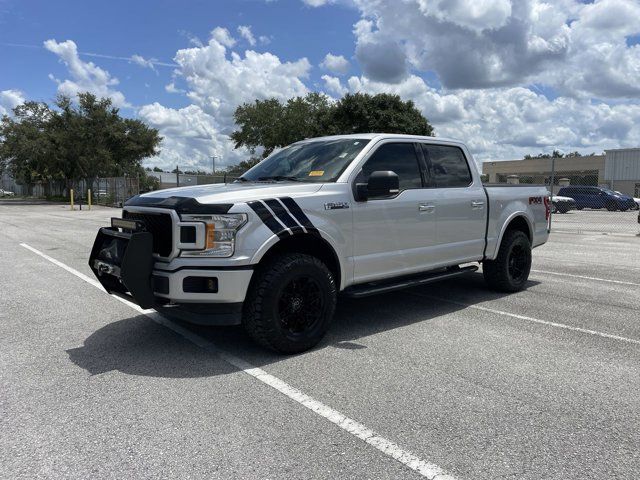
[240,138,370,183]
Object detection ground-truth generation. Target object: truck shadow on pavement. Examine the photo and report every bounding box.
[67,272,539,378]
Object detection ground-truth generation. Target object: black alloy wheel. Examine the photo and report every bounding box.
[277,276,324,335]
[243,253,337,354]
[507,244,528,284]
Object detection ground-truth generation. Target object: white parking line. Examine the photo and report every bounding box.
[409,292,640,346]
[19,242,455,480]
[530,269,640,287]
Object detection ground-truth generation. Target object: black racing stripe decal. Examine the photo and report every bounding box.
[279,197,320,235]
[247,201,290,239]
[264,199,305,235]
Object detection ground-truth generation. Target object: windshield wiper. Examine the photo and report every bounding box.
[235,176,249,182]
[256,175,304,182]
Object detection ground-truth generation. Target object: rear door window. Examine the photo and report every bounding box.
[422,144,472,188]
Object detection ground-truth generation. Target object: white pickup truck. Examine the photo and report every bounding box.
[89,134,550,353]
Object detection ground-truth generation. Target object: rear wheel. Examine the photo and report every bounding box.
[243,253,337,354]
[606,201,618,211]
[483,230,532,292]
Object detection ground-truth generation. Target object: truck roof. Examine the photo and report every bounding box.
[295,133,465,145]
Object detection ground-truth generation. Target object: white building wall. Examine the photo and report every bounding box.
[604,148,640,181]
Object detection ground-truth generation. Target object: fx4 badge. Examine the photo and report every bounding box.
[529,196,543,204]
[324,202,350,210]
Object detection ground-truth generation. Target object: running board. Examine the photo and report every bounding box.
[342,265,478,298]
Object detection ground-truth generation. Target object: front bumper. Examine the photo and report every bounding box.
[89,226,253,325]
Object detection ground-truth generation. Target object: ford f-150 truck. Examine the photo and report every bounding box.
[89,134,550,353]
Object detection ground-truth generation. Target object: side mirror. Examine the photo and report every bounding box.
[355,171,400,201]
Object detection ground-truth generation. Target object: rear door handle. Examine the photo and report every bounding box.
[471,201,485,209]
[419,204,435,212]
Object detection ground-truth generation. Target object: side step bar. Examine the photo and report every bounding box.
[342,265,478,298]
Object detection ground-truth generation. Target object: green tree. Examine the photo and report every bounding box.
[0,101,53,194]
[330,93,433,137]
[224,157,262,177]
[230,92,433,158]
[0,92,162,196]
[231,98,286,157]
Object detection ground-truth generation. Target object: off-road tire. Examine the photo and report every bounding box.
[483,230,532,292]
[243,253,337,354]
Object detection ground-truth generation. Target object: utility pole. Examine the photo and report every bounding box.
[176,165,180,187]
[211,155,217,176]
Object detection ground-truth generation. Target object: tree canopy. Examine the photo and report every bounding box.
[231,92,434,157]
[0,92,162,192]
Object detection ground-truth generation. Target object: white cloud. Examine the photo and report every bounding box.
[237,25,257,47]
[342,73,640,161]
[138,102,247,171]
[43,39,128,107]
[138,28,312,170]
[322,75,348,97]
[0,89,25,116]
[172,32,310,130]
[210,27,236,48]
[130,54,157,73]
[349,0,640,98]
[416,0,512,32]
[302,0,332,6]
[320,53,350,75]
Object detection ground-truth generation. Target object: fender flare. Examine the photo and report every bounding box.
[489,212,533,260]
[250,229,346,290]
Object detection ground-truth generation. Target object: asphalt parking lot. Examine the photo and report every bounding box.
[1,202,639,480]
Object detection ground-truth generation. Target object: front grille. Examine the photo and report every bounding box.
[123,210,173,257]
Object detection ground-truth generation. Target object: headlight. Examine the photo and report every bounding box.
[180,214,247,257]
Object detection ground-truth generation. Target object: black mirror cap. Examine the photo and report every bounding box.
[367,170,400,198]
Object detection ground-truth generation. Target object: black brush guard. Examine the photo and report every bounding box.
[89,226,156,309]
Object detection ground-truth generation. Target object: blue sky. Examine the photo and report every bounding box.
[1,0,359,110]
[1,0,640,170]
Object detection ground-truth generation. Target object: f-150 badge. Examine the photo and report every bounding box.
[324,202,350,210]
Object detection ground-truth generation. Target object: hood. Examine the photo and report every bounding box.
[135,182,324,205]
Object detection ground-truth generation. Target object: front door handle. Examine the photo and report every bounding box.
[419,204,435,212]
[471,201,485,209]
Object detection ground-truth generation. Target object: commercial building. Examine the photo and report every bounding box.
[482,148,640,197]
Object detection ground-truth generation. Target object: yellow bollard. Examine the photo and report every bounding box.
[70,189,74,210]
[88,189,92,210]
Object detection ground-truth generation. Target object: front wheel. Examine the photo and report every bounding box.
[243,253,337,354]
[483,230,532,292]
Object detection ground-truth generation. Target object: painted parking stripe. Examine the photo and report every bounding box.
[20,242,456,480]
[530,269,640,287]
[409,292,640,346]
[247,200,290,239]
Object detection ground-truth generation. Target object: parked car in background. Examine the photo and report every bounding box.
[0,189,15,197]
[551,195,576,213]
[557,186,636,211]
[614,191,640,210]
